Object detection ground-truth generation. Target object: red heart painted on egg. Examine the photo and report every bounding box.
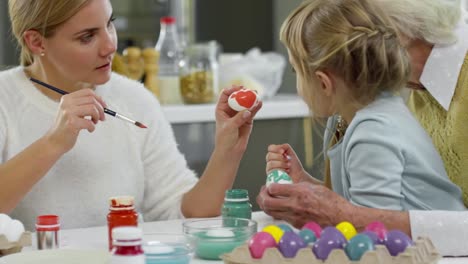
[232,90,257,109]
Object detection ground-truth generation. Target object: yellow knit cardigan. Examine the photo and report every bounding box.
[407,53,468,206]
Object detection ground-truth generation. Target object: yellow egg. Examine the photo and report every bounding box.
[336,221,357,241]
[261,225,284,243]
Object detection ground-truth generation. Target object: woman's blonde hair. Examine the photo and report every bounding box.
[8,0,90,66]
[280,0,411,109]
[376,0,461,45]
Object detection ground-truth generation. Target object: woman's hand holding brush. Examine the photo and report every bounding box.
[45,88,107,154]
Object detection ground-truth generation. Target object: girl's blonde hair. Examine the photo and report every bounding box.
[8,0,90,66]
[376,0,461,45]
[280,0,411,110]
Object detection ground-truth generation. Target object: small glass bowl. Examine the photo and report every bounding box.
[183,218,257,260]
[143,233,192,264]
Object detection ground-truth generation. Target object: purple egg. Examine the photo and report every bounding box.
[248,232,277,259]
[321,227,347,247]
[360,231,383,245]
[312,235,345,260]
[384,230,414,256]
[302,221,322,238]
[278,231,306,258]
[365,221,387,240]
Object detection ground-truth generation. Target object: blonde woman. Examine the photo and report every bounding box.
[259,0,468,256]
[0,0,262,230]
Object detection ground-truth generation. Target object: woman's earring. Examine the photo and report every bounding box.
[40,51,45,57]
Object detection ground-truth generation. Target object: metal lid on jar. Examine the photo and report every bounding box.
[224,189,249,202]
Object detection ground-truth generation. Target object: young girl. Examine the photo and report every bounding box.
[265,0,465,210]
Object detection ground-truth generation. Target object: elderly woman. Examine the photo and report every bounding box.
[258,0,468,256]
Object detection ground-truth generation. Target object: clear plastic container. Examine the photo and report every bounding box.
[155,16,184,105]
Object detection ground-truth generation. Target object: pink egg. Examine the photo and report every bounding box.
[364,221,387,240]
[248,232,277,259]
[302,221,322,238]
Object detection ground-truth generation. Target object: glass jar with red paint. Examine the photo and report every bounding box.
[107,196,138,250]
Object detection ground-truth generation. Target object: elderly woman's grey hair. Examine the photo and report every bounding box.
[376,0,461,45]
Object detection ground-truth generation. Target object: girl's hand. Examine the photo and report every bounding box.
[266,143,308,183]
[214,85,262,155]
[44,88,107,154]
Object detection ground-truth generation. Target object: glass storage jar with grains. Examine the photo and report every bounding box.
[180,42,219,104]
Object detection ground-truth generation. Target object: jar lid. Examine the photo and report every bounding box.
[109,196,135,208]
[112,227,143,245]
[225,189,249,201]
[36,215,60,231]
[161,16,176,24]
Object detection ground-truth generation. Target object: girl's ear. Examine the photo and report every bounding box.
[315,71,334,96]
[23,30,45,56]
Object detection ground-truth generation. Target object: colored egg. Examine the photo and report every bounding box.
[277,223,293,233]
[384,230,414,256]
[320,227,347,247]
[248,232,277,259]
[278,231,306,258]
[336,221,357,241]
[302,221,322,238]
[312,234,345,260]
[360,230,383,245]
[266,169,293,187]
[262,225,284,243]
[228,88,260,111]
[345,234,375,261]
[364,221,387,240]
[298,229,317,245]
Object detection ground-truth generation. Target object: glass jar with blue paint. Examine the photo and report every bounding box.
[222,189,252,227]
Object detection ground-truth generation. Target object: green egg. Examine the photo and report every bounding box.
[345,234,375,261]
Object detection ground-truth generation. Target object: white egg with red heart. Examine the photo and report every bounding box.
[228,89,260,111]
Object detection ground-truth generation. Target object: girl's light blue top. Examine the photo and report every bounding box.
[324,93,465,210]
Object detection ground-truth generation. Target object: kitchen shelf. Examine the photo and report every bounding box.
[162,94,310,124]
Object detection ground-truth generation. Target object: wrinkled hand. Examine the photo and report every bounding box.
[215,86,262,154]
[45,88,107,154]
[265,144,308,183]
[256,182,354,229]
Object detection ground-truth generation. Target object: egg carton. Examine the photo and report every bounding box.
[222,236,440,264]
[0,232,32,256]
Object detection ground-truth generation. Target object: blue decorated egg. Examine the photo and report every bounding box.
[345,234,375,261]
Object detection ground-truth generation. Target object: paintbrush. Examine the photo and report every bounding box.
[30,77,147,129]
